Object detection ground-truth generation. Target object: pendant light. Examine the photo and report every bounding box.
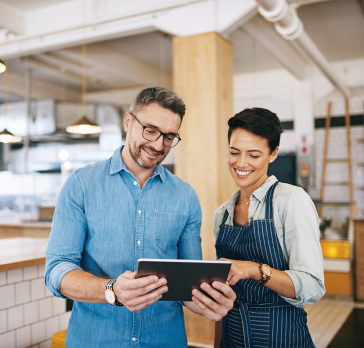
[0,59,6,74]
[66,0,101,135]
[0,128,22,143]
[0,35,22,143]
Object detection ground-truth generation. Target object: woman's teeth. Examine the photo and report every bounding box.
[236,169,252,176]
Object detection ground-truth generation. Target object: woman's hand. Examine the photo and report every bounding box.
[219,258,296,298]
[219,258,261,286]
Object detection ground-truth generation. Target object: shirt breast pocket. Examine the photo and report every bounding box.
[155,212,187,254]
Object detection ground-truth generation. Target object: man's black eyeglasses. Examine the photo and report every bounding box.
[129,112,181,148]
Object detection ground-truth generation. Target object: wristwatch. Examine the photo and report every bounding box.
[259,264,272,285]
[105,279,123,306]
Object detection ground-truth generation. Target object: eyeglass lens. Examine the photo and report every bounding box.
[142,127,179,147]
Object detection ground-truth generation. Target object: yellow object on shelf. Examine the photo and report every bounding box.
[51,329,67,348]
[320,240,350,259]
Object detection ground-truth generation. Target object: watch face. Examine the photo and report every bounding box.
[262,264,272,276]
[105,289,116,304]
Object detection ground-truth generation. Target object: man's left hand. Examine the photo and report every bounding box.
[187,281,236,321]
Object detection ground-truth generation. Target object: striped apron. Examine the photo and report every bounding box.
[215,182,314,348]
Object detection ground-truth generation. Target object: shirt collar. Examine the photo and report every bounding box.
[222,175,278,208]
[109,145,165,183]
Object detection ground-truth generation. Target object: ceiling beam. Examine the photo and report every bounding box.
[58,43,169,86]
[0,3,23,35]
[242,15,308,80]
[0,71,81,102]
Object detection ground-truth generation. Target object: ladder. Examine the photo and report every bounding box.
[320,99,357,216]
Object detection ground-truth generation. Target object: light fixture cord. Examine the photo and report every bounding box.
[82,0,87,118]
[3,34,8,120]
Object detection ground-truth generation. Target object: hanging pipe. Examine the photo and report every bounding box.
[255,0,350,98]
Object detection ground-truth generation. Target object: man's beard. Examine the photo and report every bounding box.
[128,140,167,169]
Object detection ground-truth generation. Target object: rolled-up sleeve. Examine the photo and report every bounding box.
[280,188,325,307]
[45,171,87,298]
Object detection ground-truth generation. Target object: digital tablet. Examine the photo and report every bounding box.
[136,258,231,301]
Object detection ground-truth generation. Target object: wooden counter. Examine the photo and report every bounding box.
[0,216,52,239]
[0,237,48,272]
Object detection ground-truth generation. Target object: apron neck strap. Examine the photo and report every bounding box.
[265,181,279,220]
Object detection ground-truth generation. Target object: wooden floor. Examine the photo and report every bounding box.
[189,295,362,348]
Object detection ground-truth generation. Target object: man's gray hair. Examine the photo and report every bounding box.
[129,87,186,121]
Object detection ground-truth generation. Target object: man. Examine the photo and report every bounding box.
[45,87,235,347]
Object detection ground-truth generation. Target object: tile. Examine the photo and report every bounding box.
[53,297,65,316]
[0,285,15,310]
[24,302,38,325]
[31,279,45,301]
[8,305,23,330]
[16,326,31,348]
[23,266,38,281]
[0,310,6,334]
[59,311,71,331]
[7,269,22,284]
[44,284,52,298]
[39,339,52,348]
[0,272,6,286]
[39,298,52,320]
[31,321,46,345]
[38,265,45,278]
[46,317,59,340]
[0,331,15,348]
[15,282,30,305]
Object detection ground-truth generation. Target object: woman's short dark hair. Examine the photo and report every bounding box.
[228,108,283,153]
[130,87,186,121]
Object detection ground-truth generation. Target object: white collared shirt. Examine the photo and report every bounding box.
[213,175,325,307]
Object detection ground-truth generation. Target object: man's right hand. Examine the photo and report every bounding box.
[113,271,168,312]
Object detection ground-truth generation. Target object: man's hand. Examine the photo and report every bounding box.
[113,271,168,312]
[186,281,236,321]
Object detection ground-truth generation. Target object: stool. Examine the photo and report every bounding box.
[51,329,67,348]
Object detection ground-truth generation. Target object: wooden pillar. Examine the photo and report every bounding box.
[173,32,236,345]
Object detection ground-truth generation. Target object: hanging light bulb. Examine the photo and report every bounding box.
[0,128,22,143]
[0,59,6,74]
[66,115,102,134]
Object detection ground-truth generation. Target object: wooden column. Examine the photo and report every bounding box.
[173,32,236,345]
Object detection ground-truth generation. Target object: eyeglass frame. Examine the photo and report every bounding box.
[129,111,182,148]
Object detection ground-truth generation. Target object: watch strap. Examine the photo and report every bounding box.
[106,279,123,306]
[258,263,272,285]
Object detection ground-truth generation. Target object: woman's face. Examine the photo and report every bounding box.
[228,128,278,191]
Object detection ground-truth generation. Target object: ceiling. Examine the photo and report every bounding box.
[0,0,363,103]
[0,0,72,12]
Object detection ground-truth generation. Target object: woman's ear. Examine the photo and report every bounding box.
[270,146,279,163]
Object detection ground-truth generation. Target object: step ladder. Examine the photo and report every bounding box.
[320,98,357,216]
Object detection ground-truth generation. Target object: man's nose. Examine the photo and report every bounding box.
[152,135,165,151]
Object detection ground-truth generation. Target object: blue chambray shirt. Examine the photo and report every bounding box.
[45,146,202,348]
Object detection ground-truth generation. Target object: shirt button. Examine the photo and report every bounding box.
[137,240,141,245]
[133,181,137,185]
[138,210,141,214]
[132,337,136,342]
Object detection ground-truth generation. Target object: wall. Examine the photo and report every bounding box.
[0,265,70,348]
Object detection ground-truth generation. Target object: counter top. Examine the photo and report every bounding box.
[0,216,52,228]
[0,237,48,272]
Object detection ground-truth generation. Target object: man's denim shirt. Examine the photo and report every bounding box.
[45,146,202,348]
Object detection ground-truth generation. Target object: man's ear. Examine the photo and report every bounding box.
[123,112,131,133]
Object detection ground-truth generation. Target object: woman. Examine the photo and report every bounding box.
[213,108,325,348]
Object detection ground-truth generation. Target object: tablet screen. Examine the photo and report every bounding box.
[136,258,231,301]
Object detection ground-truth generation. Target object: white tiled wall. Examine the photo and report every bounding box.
[0,265,71,348]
